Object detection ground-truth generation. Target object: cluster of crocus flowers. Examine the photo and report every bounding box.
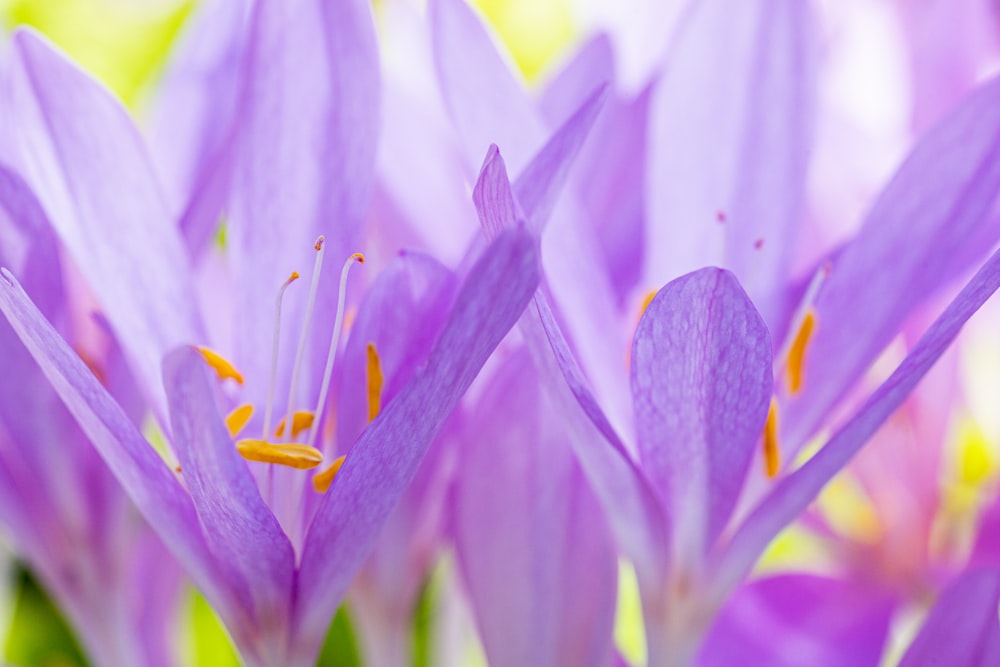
[1,0,1000,665]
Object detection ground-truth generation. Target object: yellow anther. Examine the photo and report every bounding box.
[763,399,780,479]
[366,342,384,422]
[313,455,346,493]
[639,290,658,319]
[274,410,315,438]
[786,309,816,395]
[197,346,245,385]
[225,404,254,438]
[235,439,323,470]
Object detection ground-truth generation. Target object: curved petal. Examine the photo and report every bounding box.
[455,351,617,667]
[6,29,203,420]
[899,568,1000,667]
[714,244,1000,599]
[697,574,894,667]
[632,268,773,563]
[0,269,250,636]
[292,228,540,659]
[645,0,816,330]
[163,346,295,658]
[788,74,1000,453]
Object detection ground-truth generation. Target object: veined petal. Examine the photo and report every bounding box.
[899,569,1000,667]
[539,34,615,126]
[632,268,772,563]
[455,351,617,667]
[0,270,251,639]
[788,74,1000,453]
[163,347,295,645]
[147,0,248,256]
[430,0,544,174]
[228,0,379,406]
[697,574,894,667]
[474,144,668,585]
[293,229,539,658]
[645,0,816,330]
[6,29,204,421]
[713,245,1000,600]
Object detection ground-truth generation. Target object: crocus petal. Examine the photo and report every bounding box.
[696,574,894,667]
[645,0,816,330]
[6,29,203,420]
[146,0,248,256]
[714,244,1000,599]
[455,351,617,667]
[787,74,1000,452]
[632,268,773,563]
[163,346,295,658]
[293,228,539,658]
[430,0,544,174]
[473,145,669,584]
[539,34,615,126]
[228,0,379,406]
[0,269,250,636]
[899,568,1000,667]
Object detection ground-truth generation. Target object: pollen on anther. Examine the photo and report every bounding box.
[275,411,315,438]
[786,309,817,394]
[366,342,383,423]
[235,439,323,470]
[226,404,254,438]
[313,455,346,492]
[763,399,780,479]
[196,347,245,385]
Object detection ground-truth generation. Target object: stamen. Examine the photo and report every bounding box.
[225,404,254,438]
[197,347,244,385]
[763,399,780,478]
[786,309,816,394]
[274,410,315,438]
[776,263,830,395]
[307,253,365,450]
[262,272,300,439]
[282,237,327,442]
[313,455,346,493]
[366,342,383,422]
[235,439,323,470]
[639,289,658,319]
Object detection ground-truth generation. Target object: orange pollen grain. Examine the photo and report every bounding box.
[763,399,780,479]
[366,342,383,423]
[274,411,316,438]
[225,404,254,438]
[196,346,244,385]
[786,309,816,395]
[235,439,323,470]
[313,455,346,493]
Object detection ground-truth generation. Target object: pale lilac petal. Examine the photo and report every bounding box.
[0,269,251,635]
[6,29,204,419]
[697,574,894,667]
[714,245,1000,598]
[645,0,816,329]
[473,145,669,583]
[539,34,615,126]
[788,75,1000,452]
[632,268,772,562]
[293,229,539,658]
[455,351,616,667]
[899,569,1000,667]
[163,347,295,640]
[228,0,379,407]
[430,0,543,174]
[146,0,248,255]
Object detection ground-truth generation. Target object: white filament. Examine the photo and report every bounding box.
[262,272,299,439]
[282,237,327,441]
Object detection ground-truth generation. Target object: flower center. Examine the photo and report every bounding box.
[194,237,379,491]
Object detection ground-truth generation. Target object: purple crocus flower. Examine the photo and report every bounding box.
[433,1,1000,662]
[0,3,541,665]
[0,167,183,666]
